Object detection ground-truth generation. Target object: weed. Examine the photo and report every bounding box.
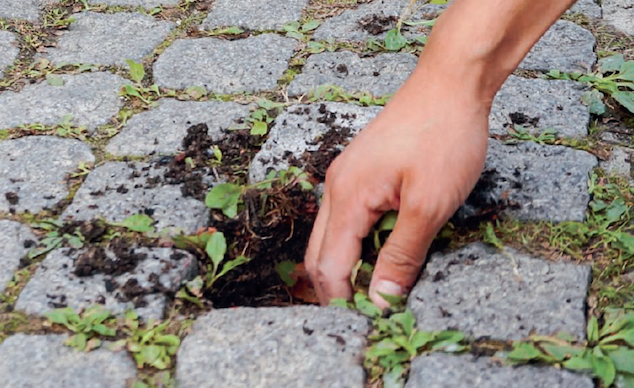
[507,125,558,144]
[229,98,285,136]
[119,60,164,105]
[44,306,117,351]
[283,20,321,41]
[308,84,391,106]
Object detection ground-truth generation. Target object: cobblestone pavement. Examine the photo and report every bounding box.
[0,0,633,387]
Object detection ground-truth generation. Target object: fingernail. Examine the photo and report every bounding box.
[372,280,403,307]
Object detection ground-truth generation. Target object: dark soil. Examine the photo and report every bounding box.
[358,14,398,35]
[73,239,147,277]
[509,112,540,127]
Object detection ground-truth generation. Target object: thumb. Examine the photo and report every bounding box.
[369,206,438,309]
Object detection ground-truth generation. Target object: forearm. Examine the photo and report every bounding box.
[412,0,578,105]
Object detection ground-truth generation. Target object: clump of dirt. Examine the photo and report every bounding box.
[358,14,398,35]
[4,192,19,205]
[73,240,147,277]
[509,112,540,127]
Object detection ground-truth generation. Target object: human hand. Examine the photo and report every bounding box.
[304,72,491,308]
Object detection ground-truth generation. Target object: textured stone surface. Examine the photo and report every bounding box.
[569,0,602,18]
[62,162,209,234]
[176,306,369,388]
[249,102,381,182]
[0,30,18,79]
[154,34,296,94]
[0,136,95,213]
[408,243,591,341]
[46,12,174,67]
[457,139,597,223]
[15,247,196,320]
[490,76,589,138]
[600,146,633,178]
[0,72,125,131]
[603,0,634,36]
[313,0,443,41]
[106,99,251,157]
[405,353,594,388]
[203,0,309,31]
[288,52,417,97]
[0,334,136,388]
[88,0,179,6]
[520,20,596,72]
[0,220,37,293]
[0,0,43,21]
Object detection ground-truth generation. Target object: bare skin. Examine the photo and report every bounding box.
[305,0,579,308]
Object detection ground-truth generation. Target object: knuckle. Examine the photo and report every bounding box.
[379,242,423,273]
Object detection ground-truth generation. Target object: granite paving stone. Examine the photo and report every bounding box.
[0,72,126,132]
[176,306,369,388]
[458,139,597,223]
[569,0,602,18]
[46,12,175,67]
[15,247,197,320]
[405,353,594,388]
[490,75,590,138]
[0,136,95,213]
[154,34,297,94]
[287,52,417,97]
[203,0,309,31]
[603,0,634,36]
[0,334,137,388]
[62,162,209,234]
[106,99,251,157]
[313,0,444,41]
[0,30,18,79]
[0,0,44,21]
[520,20,596,73]
[87,0,179,6]
[600,145,633,179]
[248,102,382,182]
[408,243,592,341]
[0,220,37,294]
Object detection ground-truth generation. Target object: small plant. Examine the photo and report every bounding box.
[44,306,117,351]
[207,26,244,36]
[111,214,156,233]
[507,125,557,144]
[283,20,320,40]
[27,219,83,259]
[43,8,76,28]
[306,39,339,54]
[120,60,161,105]
[499,308,634,387]
[230,98,285,135]
[308,84,391,106]
[112,311,180,370]
[548,54,634,115]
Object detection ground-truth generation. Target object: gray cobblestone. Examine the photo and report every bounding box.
[62,162,209,234]
[520,20,596,72]
[203,0,309,31]
[600,145,633,179]
[0,334,137,388]
[406,353,593,388]
[106,99,251,157]
[249,102,381,182]
[0,72,126,132]
[0,220,37,294]
[46,12,174,67]
[408,243,591,341]
[288,52,417,97]
[458,139,597,223]
[176,306,369,388]
[0,0,43,21]
[16,247,196,320]
[569,0,602,18]
[87,0,179,6]
[490,75,590,138]
[0,136,95,213]
[154,34,297,94]
[0,30,18,79]
[603,0,634,36]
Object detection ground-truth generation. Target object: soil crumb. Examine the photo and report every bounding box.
[358,14,398,35]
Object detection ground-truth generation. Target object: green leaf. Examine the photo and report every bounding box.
[613,91,634,114]
[588,316,599,343]
[44,308,74,330]
[205,183,243,218]
[606,198,628,224]
[384,29,408,51]
[286,31,304,40]
[377,292,406,308]
[617,62,634,82]
[276,261,297,286]
[92,324,116,337]
[154,335,180,347]
[117,214,154,232]
[251,120,267,136]
[383,364,406,388]
[599,54,625,73]
[217,255,251,278]
[354,293,382,318]
[206,232,227,268]
[67,333,88,351]
[541,343,583,361]
[46,74,64,86]
[563,353,594,371]
[218,26,243,35]
[390,311,415,337]
[125,59,145,83]
[593,351,616,387]
[602,329,634,347]
[607,348,634,374]
[411,330,434,349]
[582,90,606,115]
[184,86,207,100]
[366,338,399,358]
[140,345,162,367]
[378,211,398,232]
[615,374,634,388]
[329,298,350,308]
[301,20,320,32]
[507,342,546,363]
[283,21,300,32]
[614,232,634,255]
